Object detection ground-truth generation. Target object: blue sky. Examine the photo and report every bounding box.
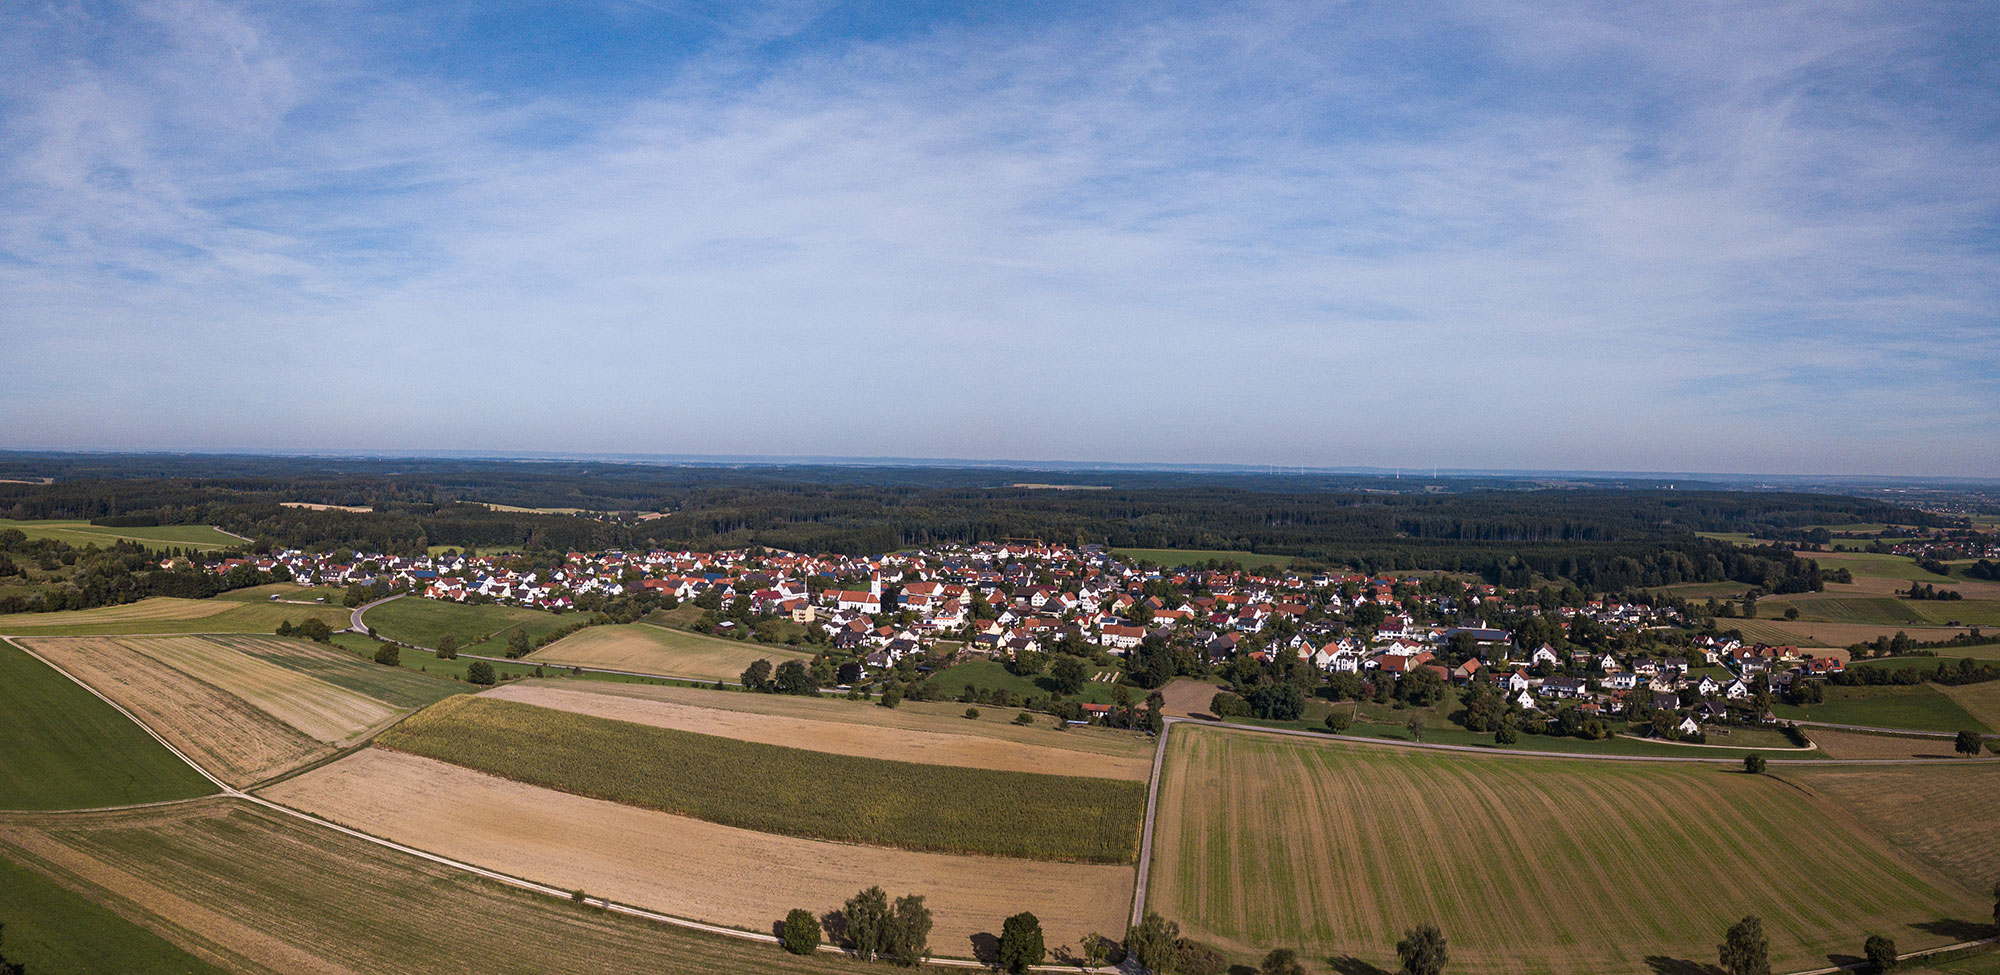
[2,0,1996,475]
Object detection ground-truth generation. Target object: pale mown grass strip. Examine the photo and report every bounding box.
[113,636,398,743]
[0,798,895,975]
[527,622,814,680]
[16,637,330,787]
[481,682,1151,780]
[506,677,1153,760]
[378,695,1145,863]
[1150,725,1986,974]
[264,749,1134,957]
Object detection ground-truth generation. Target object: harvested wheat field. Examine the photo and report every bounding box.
[527,623,813,681]
[498,678,1153,761]
[481,682,1151,780]
[16,637,328,786]
[263,749,1133,957]
[110,636,401,742]
[1810,728,1968,760]
[0,597,234,630]
[1791,762,2000,891]
[1734,618,1972,649]
[1156,677,1227,719]
[1149,724,1986,975]
[0,798,887,975]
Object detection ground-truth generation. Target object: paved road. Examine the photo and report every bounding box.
[348,591,404,633]
[1129,718,1173,928]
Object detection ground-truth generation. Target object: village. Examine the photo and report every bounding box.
[190,540,1846,741]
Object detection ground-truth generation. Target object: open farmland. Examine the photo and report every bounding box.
[481,681,1152,779]
[1112,547,1293,572]
[1940,679,2000,728]
[265,749,1134,957]
[528,622,814,680]
[0,798,891,975]
[1148,725,1987,974]
[377,694,1146,862]
[0,639,216,810]
[1774,683,1990,733]
[1731,618,1977,649]
[1808,728,1970,760]
[1794,763,2000,891]
[363,596,578,653]
[17,636,331,786]
[0,518,243,552]
[202,634,465,710]
[0,596,352,637]
[494,677,1154,760]
[0,848,231,974]
[110,635,402,742]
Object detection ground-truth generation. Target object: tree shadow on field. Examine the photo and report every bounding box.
[820,909,848,948]
[1227,965,1257,975]
[1644,956,1721,975]
[1327,955,1389,975]
[1915,917,1995,941]
[1826,952,1865,970]
[968,932,999,966]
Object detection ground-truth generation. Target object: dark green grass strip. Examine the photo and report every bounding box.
[0,850,231,975]
[378,695,1145,863]
[0,641,215,811]
[207,634,465,710]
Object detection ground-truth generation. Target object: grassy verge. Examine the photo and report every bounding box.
[377,695,1146,862]
[1774,683,1990,733]
[0,849,232,974]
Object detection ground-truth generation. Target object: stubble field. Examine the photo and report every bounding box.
[1148,724,1987,975]
[263,749,1134,957]
[481,681,1152,779]
[376,695,1146,862]
[0,596,352,637]
[0,798,893,975]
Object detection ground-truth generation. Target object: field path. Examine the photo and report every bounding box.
[350,591,404,632]
[1130,717,1172,927]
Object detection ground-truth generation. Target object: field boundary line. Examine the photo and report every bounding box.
[1787,719,2000,740]
[1782,935,2000,975]
[1130,718,1170,928]
[211,525,254,544]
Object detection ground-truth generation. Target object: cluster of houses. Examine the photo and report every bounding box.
[192,541,1843,731]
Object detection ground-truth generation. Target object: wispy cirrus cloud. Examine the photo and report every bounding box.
[1,0,1994,474]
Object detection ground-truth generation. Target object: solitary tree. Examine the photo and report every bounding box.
[1324,710,1351,733]
[506,627,532,658]
[436,633,459,659]
[1956,731,1983,757]
[1406,714,1426,743]
[1051,655,1089,696]
[1261,947,1306,975]
[1077,933,1109,970]
[465,660,496,685]
[373,643,400,667]
[741,658,773,691]
[1863,934,1897,973]
[997,911,1046,973]
[780,908,822,956]
[886,893,932,967]
[295,617,333,642]
[1719,915,1771,975]
[1126,912,1180,974]
[1397,923,1448,975]
[844,887,890,962]
[1743,754,1767,775]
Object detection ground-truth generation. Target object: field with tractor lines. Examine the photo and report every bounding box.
[377,694,1145,862]
[0,597,352,637]
[527,621,814,680]
[1795,762,2000,892]
[1148,724,1987,975]
[263,748,1133,956]
[0,798,888,975]
[481,681,1152,779]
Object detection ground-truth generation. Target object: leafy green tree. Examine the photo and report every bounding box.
[436,632,458,659]
[275,620,293,637]
[1494,722,1517,746]
[844,886,889,962]
[1406,714,1425,743]
[1050,655,1088,696]
[997,911,1046,973]
[1863,934,1897,973]
[741,658,773,691]
[886,893,931,967]
[1261,947,1306,975]
[1397,922,1447,975]
[295,617,332,642]
[774,659,814,695]
[373,643,400,666]
[1011,648,1047,677]
[506,627,532,658]
[466,660,496,685]
[1956,731,1983,756]
[1077,933,1109,970]
[1323,709,1351,733]
[1743,754,1767,775]
[781,908,822,955]
[1719,915,1770,975]
[1126,912,1179,974]
[964,707,980,719]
